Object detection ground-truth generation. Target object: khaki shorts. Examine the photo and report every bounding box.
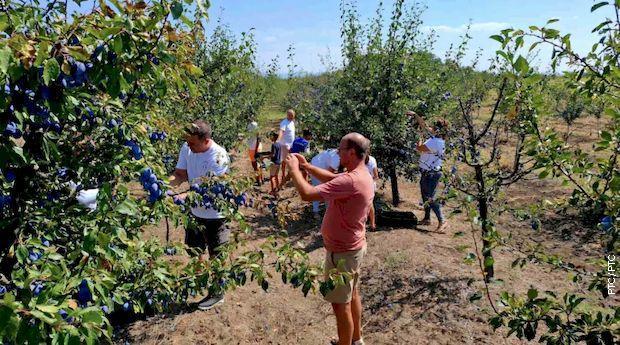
[324,245,367,304]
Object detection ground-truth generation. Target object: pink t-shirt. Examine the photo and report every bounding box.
[316,167,375,253]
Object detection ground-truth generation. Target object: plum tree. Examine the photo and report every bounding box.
[0,1,335,343]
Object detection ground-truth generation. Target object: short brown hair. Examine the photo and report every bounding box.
[185,120,212,139]
[342,133,370,160]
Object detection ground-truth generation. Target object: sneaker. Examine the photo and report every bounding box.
[418,219,431,226]
[437,221,448,233]
[197,294,224,311]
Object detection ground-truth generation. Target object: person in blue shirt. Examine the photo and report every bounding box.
[290,129,313,154]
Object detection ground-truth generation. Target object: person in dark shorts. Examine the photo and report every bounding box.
[269,131,282,195]
[169,120,231,310]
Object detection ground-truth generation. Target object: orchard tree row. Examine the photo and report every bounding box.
[0,1,331,343]
[284,0,619,343]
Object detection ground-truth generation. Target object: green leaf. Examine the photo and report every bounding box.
[538,170,549,179]
[489,35,503,44]
[29,310,56,324]
[302,281,312,297]
[527,288,538,300]
[0,46,11,74]
[546,18,559,24]
[35,305,59,314]
[81,310,103,324]
[171,2,183,19]
[484,256,494,268]
[469,292,482,302]
[591,2,609,12]
[16,246,28,263]
[66,46,90,61]
[34,41,50,67]
[609,176,620,192]
[113,36,123,54]
[115,198,138,216]
[43,58,60,85]
[600,131,612,141]
[514,56,529,74]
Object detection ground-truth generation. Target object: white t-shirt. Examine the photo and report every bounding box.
[366,156,377,177]
[419,137,445,171]
[311,149,340,171]
[176,142,230,219]
[278,119,295,148]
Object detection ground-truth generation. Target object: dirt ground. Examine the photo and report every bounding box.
[117,116,613,345]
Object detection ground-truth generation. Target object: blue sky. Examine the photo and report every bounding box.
[206,0,607,75]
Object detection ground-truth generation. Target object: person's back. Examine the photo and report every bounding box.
[291,129,313,154]
[316,166,374,252]
[419,136,445,172]
[311,149,339,171]
[290,137,309,154]
[365,155,377,177]
[271,141,282,165]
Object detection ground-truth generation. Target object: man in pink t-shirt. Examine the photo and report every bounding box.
[285,132,373,345]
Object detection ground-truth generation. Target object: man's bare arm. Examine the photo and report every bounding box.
[305,164,339,183]
[169,169,188,188]
[286,155,323,201]
[293,154,339,183]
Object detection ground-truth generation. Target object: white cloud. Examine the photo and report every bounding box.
[424,21,510,34]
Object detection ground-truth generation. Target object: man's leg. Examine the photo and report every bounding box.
[198,219,230,310]
[368,203,376,230]
[420,175,431,224]
[332,302,354,345]
[351,287,363,342]
[280,146,289,181]
[185,217,208,259]
[325,247,366,344]
[250,151,262,185]
[427,172,446,231]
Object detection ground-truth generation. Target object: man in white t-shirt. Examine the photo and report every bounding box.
[277,109,296,183]
[407,111,448,233]
[170,120,230,310]
[309,149,340,218]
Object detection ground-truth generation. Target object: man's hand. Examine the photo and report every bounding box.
[292,153,309,169]
[285,154,301,172]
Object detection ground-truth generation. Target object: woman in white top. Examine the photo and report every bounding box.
[407,111,448,233]
[365,154,379,230]
[277,109,296,183]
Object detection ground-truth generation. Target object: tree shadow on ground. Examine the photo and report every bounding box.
[243,203,326,252]
[361,270,475,333]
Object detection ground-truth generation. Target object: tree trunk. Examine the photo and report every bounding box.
[475,165,494,282]
[388,163,400,206]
